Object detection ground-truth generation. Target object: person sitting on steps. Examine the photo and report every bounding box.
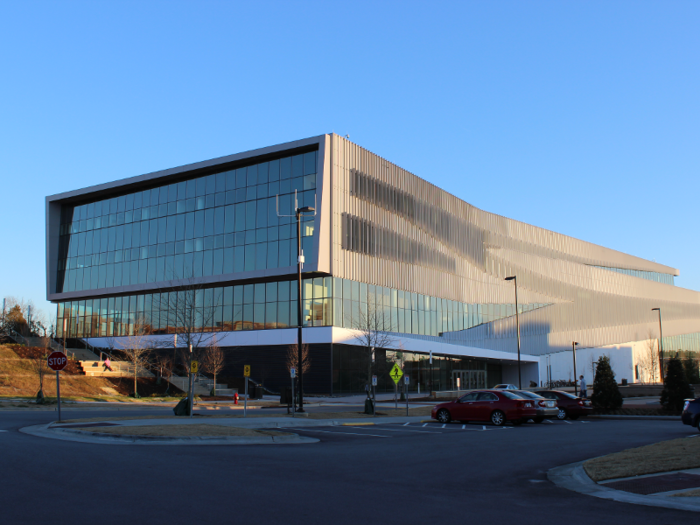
[103,357,113,372]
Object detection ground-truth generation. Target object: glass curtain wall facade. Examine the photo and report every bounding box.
[55,276,549,339]
[56,151,318,293]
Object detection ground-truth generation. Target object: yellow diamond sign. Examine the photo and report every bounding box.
[389,363,404,384]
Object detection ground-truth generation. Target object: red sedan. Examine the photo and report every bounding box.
[431,390,538,426]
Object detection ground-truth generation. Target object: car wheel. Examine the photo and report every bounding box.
[533,417,544,424]
[437,409,451,424]
[569,414,579,420]
[556,408,567,420]
[490,410,505,426]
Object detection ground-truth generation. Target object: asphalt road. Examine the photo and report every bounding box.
[2,409,698,524]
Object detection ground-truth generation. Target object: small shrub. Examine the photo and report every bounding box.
[591,356,623,410]
[661,358,694,412]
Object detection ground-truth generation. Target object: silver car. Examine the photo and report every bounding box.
[510,391,558,423]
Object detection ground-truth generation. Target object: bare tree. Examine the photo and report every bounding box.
[156,354,174,395]
[28,336,52,402]
[353,293,396,388]
[639,330,659,384]
[202,337,225,395]
[119,317,154,398]
[286,343,311,376]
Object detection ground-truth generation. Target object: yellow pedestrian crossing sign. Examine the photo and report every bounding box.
[390,363,404,384]
[244,365,251,377]
[191,360,199,374]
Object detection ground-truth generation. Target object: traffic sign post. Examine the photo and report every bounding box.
[404,375,410,416]
[290,367,296,418]
[390,363,404,409]
[243,365,250,417]
[371,375,377,416]
[47,352,67,422]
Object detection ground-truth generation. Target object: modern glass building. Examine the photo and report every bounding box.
[46,134,700,393]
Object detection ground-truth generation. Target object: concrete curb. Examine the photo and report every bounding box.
[19,423,319,446]
[548,462,700,512]
[589,415,680,421]
[18,415,429,445]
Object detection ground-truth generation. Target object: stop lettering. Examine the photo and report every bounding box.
[47,352,68,371]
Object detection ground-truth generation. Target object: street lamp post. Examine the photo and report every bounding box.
[572,342,579,396]
[505,276,522,389]
[295,203,315,412]
[652,308,664,383]
[277,191,316,413]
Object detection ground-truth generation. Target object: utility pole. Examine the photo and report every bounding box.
[652,308,664,383]
[505,276,522,389]
[572,342,579,396]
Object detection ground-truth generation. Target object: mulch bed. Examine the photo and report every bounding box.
[602,473,700,495]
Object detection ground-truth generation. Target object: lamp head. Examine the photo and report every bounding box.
[573,341,579,346]
[652,308,660,312]
[298,206,315,213]
[505,276,516,281]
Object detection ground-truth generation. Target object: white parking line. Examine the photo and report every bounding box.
[442,424,446,428]
[462,424,466,429]
[580,421,590,424]
[287,428,390,438]
[403,422,409,426]
[422,423,428,427]
[482,426,487,430]
[0,430,7,433]
[543,420,553,424]
[358,427,442,434]
[563,420,572,425]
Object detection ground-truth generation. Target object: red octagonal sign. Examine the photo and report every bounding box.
[47,352,68,371]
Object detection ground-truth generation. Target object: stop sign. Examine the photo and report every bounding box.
[47,352,68,371]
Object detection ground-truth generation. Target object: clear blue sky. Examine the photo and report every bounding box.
[1,1,698,323]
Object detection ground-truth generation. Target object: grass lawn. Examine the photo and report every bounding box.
[584,436,700,481]
[78,424,292,437]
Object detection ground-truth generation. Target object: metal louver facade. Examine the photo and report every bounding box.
[326,134,700,356]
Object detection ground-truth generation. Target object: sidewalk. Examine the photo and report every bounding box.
[549,462,700,512]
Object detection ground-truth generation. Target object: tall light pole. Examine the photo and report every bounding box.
[295,203,314,412]
[277,191,316,413]
[652,308,664,383]
[505,276,522,389]
[572,342,579,396]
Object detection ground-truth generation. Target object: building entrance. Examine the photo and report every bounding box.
[452,369,486,391]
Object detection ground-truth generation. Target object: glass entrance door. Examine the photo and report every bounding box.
[452,370,486,390]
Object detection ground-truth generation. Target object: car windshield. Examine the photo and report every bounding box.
[558,392,579,400]
[500,391,522,400]
[514,391,544,400]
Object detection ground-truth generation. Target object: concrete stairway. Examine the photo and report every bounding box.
[167,376,237,396]
[78,360,154,378]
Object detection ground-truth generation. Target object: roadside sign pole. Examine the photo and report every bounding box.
[243,365,250,418]
[372,375,377,417]
[244,377,248,418]
[56,370,62,422]
[188,344,194,419]
[47,351,67,422]
[395,381,398,409]
[405,375,409,416]
[291,367,296,418]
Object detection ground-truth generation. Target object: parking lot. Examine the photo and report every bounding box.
[282,418,594,442]
[3,408,699,525]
